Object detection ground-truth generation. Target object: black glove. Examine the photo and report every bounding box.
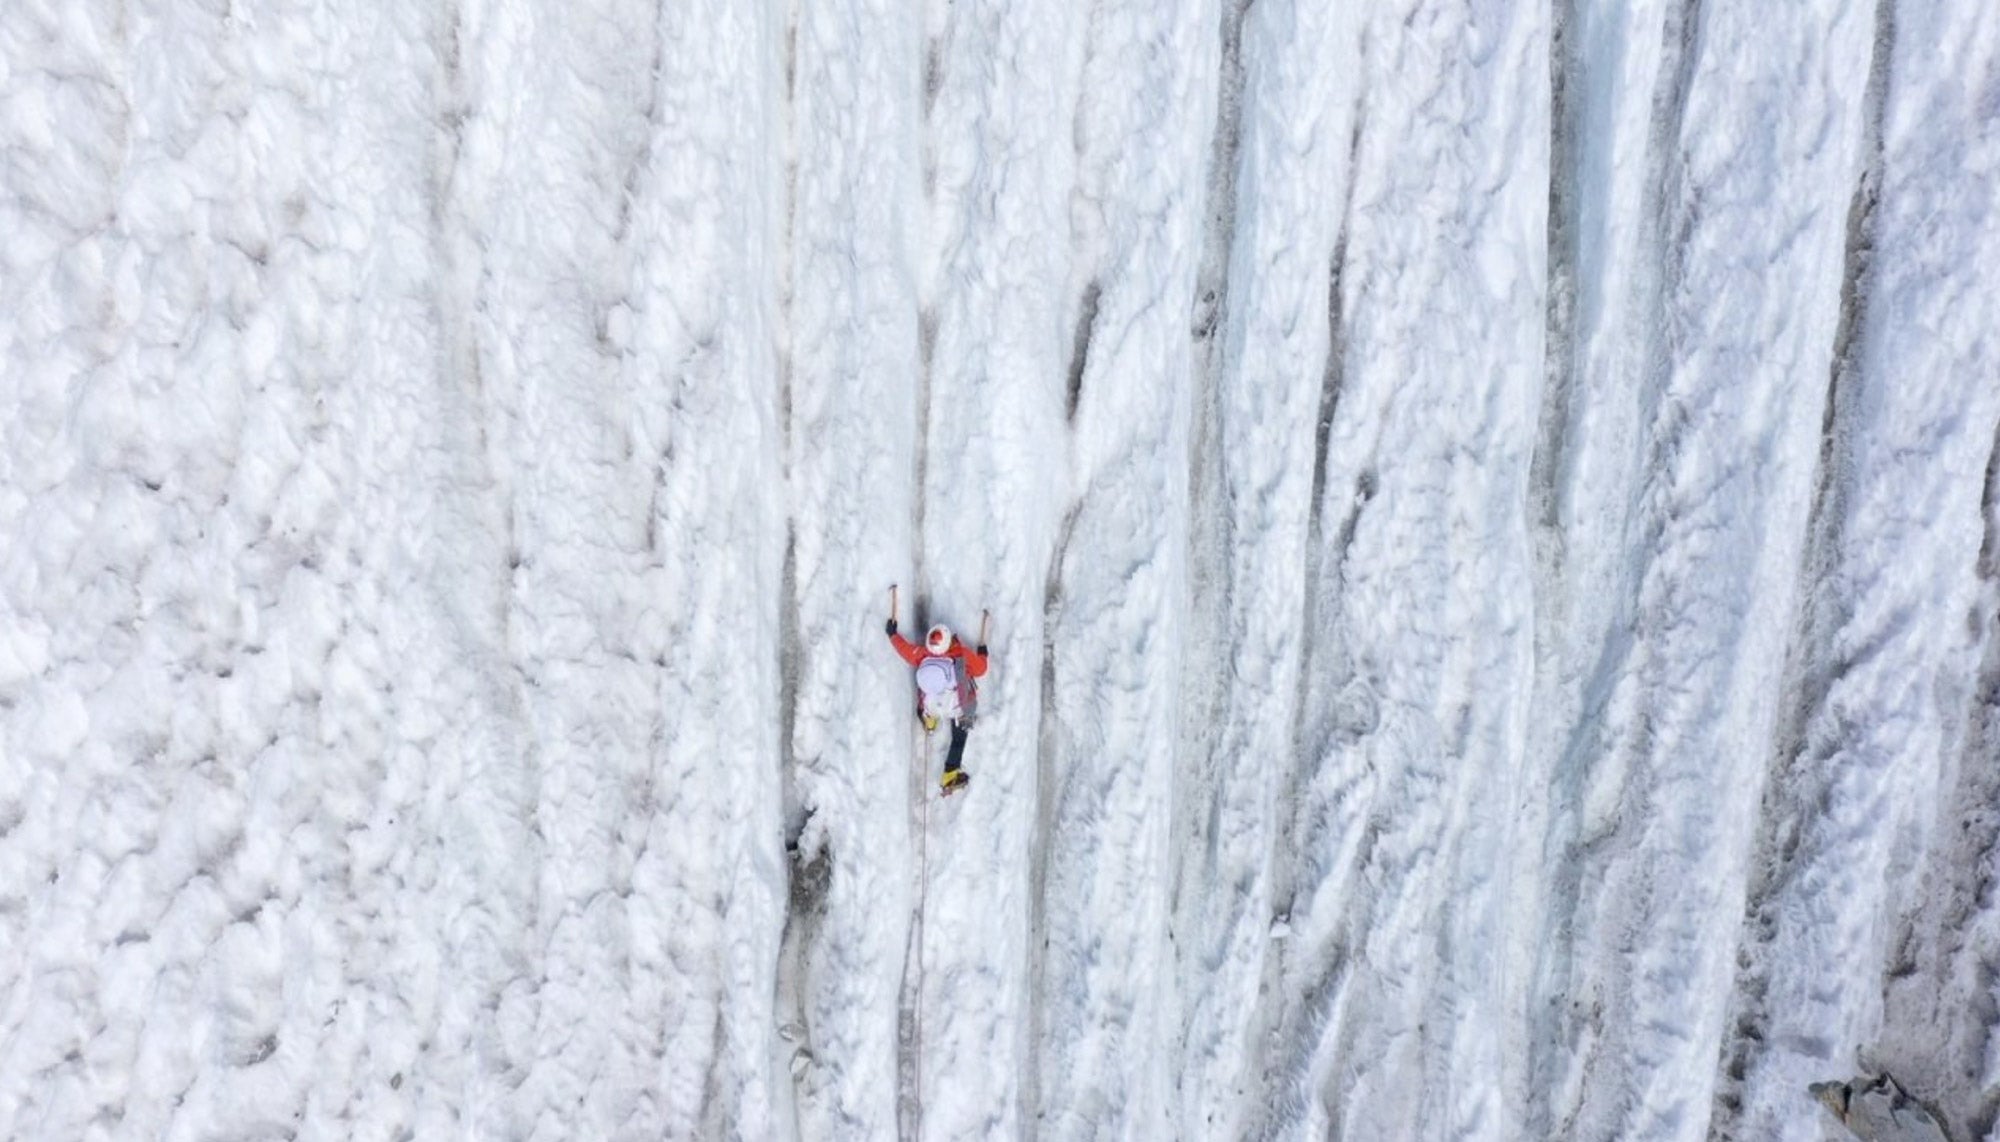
[886,618,898,636]
[977,644,988,657]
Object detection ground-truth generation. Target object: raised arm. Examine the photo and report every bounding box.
[962,610,991,676]
[961,642,989,678]
[886,621,925,666]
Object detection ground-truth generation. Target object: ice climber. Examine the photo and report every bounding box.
[886,611,989,795]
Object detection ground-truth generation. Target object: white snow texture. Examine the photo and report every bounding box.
[2,1,1997,1140]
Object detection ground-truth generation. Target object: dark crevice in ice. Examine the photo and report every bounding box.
[1065,280,1100,426]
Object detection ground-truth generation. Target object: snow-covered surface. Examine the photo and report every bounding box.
[3,1,1997,1139]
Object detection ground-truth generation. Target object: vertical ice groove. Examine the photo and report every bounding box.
[899,11,947,1132]
[1526,0,1689,1130]
[1027,498,1076,1132]
[1519,1,1584,1132]
[1520,0,1677,1129]
[453,0,774,1133]
[1063,279,1100,426]
[1961,420,2000,1142]
[1714,0,1892,1134]
[1170,2,1252,1136]
[1188,0,1256,352]
[1859,3,2000,1137]
[1029,0,1216,1133]
[1262,192,1354,1142]
[915,0,1085,1133]
[913,310,936,603]
[776,0,925,1137]
[1262,0,1548,1136]
[1534,0,1581,550]
[1884,412,2000,1142]
[621,1,791,1135]
[1555,0,1887,1135]
[1284,237,1348,875]
[771,8,805,1136]
[1169,0,1360,1135]
[1302,234,1350,593]
[1174,0,1254,1021]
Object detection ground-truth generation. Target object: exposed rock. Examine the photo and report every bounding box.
[1809,1073,1950,1142]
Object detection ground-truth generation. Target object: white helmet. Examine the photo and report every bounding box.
[926,624,953,654]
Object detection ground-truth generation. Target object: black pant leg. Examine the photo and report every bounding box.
[945,721,969,772]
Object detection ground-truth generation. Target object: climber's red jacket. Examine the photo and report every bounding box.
[888,630,989,677]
